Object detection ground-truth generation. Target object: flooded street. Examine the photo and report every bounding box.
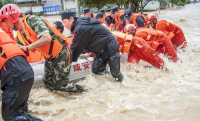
[1,3,200,121]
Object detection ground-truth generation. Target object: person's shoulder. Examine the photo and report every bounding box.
[27,15,44,24]
[27,15,40,20]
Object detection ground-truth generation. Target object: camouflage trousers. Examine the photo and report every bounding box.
[44,47,84,92]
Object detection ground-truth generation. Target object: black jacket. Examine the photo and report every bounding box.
[70,17,119,62]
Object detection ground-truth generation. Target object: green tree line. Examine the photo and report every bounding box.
[79,0,150,13]
[79,0,189,13]
[0,0,17,8]
[170,0,191,6]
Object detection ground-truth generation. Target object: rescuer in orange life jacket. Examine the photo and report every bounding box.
[95,12,112,30]
[0,8,45,64]
[82,8,96,18]
[124,9,145,29]
[110,6,125,32]
[124,24,179,63]
[112,24,165,68]
[145,13,187,49]
[0,17,42,120]
[62,11,124,82]
[0,4,85,93]
[99,8,113,27]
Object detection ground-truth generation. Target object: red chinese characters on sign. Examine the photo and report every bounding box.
[73,61,94,72]
[81,62,90,70]
[73,63,82,72]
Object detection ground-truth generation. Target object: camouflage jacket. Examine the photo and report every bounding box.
[17,15,49,44]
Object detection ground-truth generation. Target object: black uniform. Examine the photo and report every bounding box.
[135,16,145,28]
[105,16,112,26]
[70,17,123,82]
[0,53,42,120]
[91,13,95,18]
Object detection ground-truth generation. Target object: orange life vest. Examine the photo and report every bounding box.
[0,22,14,40]
[125,13,145,28]
[156,19,178,39]
[115,11,124,25]
[15,31,45,63]
[27,50,45,63]
[112,31,132,53]
[135,28,163,50]
[0,32,26,70]
[18,15,72,59]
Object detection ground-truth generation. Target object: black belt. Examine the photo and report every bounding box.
[48,29,65,57]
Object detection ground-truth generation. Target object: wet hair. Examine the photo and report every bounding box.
[53,21,64,33]
[96,12,104,19]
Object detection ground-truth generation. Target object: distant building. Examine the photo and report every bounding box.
[16,0,63,15]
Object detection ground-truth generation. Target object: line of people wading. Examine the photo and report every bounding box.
[0,4,187,120]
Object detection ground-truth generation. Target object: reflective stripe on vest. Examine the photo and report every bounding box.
[0,32,26,70]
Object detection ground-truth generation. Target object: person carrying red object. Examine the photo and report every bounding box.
[112,25,164,68]
[145,13,187,49]
[124,24,178,63]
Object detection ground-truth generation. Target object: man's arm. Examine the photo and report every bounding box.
[19,33,51,51]
[18,16,51,51]
[27,33,51,50]
[70,26,91,62]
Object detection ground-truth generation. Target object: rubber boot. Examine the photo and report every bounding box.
[96,69,110,75]
[115,73,124,82]
[5,110,43,121]
[64,82,86,92]
[25,113,43,121]
[24,102,28,113]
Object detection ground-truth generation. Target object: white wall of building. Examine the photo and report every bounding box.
[144,1,160,10]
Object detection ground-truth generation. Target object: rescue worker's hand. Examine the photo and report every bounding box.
[18,45,27,51]
[79,53,90,59]
[18,45,29,56]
